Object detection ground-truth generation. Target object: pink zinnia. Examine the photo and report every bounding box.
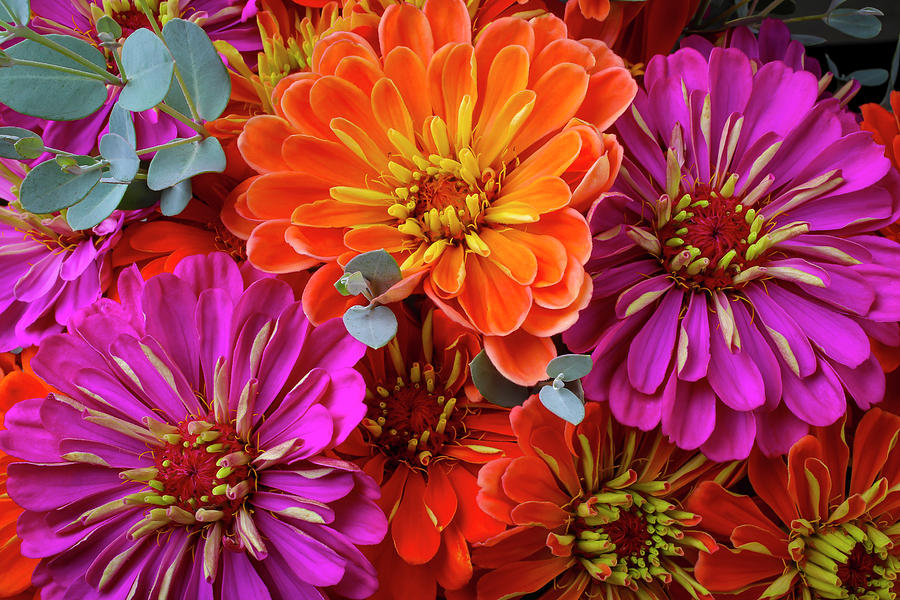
[566,45,900,460]
[0,253,386,599]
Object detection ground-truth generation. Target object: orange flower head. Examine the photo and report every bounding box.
[338,307,519,599]
[0,350,48,598]
[237,0,636,385]
[687,408,900,600]
[473,397,730,600]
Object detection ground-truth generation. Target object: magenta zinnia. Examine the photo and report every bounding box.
[566,45,900,460]
[0,253,386,599]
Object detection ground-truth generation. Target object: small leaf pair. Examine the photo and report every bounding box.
[335,250,403,349]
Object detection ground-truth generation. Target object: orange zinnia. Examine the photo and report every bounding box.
[861,92,900,372]
[687,408,900,600]
[238,0,635,384]
[0,350,47,598]
[337,307,519,599]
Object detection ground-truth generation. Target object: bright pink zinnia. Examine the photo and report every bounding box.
[0,253,386,599]
[566,45,900,460]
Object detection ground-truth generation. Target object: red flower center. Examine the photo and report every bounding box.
[153,416,256,521]
[836,544,878,594]
[603,509,652,558]
[363,362,461,467]
[110,9,154,35]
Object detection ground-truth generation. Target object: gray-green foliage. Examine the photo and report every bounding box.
[0,4,232,230]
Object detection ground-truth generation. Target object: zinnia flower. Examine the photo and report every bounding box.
[338,306,519,599]
[566,45,900,460]
[237,0,636,384]
[472,396,728,600]
[0,206,143,351]
[687,407,900,600]
[0,351,46,599]
[0,252,386,599]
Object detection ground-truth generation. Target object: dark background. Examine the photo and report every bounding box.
[787,0,899,108]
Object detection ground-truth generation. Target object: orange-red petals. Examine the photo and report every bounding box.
[237,1,635,384]
[473,398,722,600]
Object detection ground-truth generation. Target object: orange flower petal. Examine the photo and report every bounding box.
[522,207,592,264]
[684,481,781,538]
[512,63,588,152]
[246,221,319,273]
[424,463,457,531]
[850,408,900,495]
[502,229,566,288]
[384,47,431,126]
[433,522,473,591]
[747,448,797,527]
[477,45,530,135]
[576,67,638,132]
[479,228,537,286]
[316,36,380,80]
[379,3,435,62]
[424,0,471,49]
[300,262,362,325]
[292,198,390,228]
[531,256,587,310]
[334,55,383,97]
[476,557,573,600]
[530,38,595,86]
[284,225,347,261]
[344,224,410,254]
[731,524,790,559]
[392,469,442,564]
[474,18,535,101]
[451,466,507,542]
[0,371,46,413]
[371,78,416,143]
[494,176,571,215]
[484,330,556,386]
[457,255,531,336]
[510,501,569,529]
[503,129,582,194]
[695,547,785,592]
[279,77,333,139]
[430,244,466,295]
[246,172,331,220]
[501,455,570,506]
[237,115,293,173]
[522,274,592,337]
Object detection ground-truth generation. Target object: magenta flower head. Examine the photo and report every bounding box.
[566,46,900,461]
[0,252,386,599]
[0,207,137,351]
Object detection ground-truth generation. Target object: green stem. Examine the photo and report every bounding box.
[136,135,202,155]
[155,103,209,136]
[9,57,112,81]
[111,48,127,85]
[10,26,123,85]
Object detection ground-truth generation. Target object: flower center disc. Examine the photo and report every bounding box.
[362,362,459,466]
[152,417,256,520]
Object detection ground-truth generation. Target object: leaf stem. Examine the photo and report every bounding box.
[155,103,209,136]
[8,56,112,81]
[8,26,123,85]
[136,135,202,155]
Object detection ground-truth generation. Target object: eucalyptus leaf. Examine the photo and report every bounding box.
[335,271,369,297]
[825,53,841,78]
[65,179,128,230]
[99,133,139,181]
[538,385,585,425]
[0,35,108,121]
[546,354,593,382]
[342,304,398,349]
[161,18,231,120]
[13,136,43,159]
[146,137,226,190]
[109,103,136,147]
[160,179,192,216]
[791,34,826,46]
[118,28,175,111]
[162,75,191,116]
[848,68,889,86]
[117,178,160,210]
[825,8,882,39]
[95,14,122,38]
[469,350,530,408]
[343,249,402,297]
[0,0,30,25]
[884,34,900,106]
[0,127,41,159]
[20,157,101,214]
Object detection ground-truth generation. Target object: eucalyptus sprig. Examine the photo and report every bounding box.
[0,0,231,229]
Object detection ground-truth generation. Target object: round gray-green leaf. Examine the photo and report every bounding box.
[825,8,882,39]
[146,137,226,190]
[99,133,139,181]
[0,127,42,159]
[66,180,128,230]
[343,304,398,349]
[538,385,585,425]
[469,350,530,408]
[95,15,122,38]
[118,28,175,112]
[335,271,369,297]
[546,354,593,382]
[20,157,101,214]
[13,136,44,159]
[109,103,136,146]
[0,35,108,121]
[161,18,231,121]
[0,0,31,26]
[117,178,159,210]
[343,249,402,297]
[160,179,192,216]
